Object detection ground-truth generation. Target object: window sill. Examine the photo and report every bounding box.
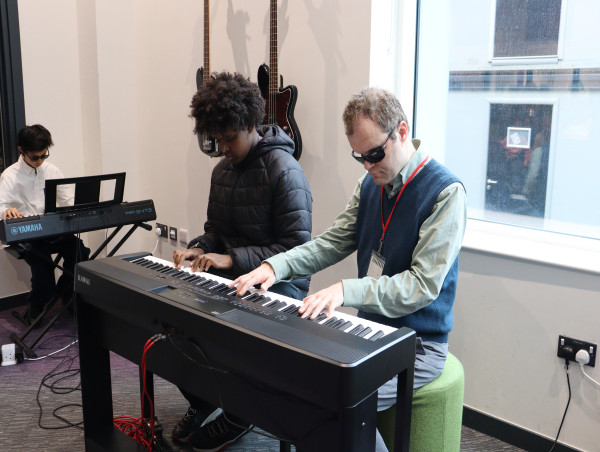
[461,219,600,275]
[490,56,559,66]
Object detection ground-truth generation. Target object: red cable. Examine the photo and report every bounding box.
[113,336,159,451]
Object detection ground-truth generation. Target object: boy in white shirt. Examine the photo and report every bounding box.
[0,125,89,325]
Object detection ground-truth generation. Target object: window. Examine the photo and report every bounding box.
[485,102,553,219]
[493,0,562,59]
[410,0,600,246]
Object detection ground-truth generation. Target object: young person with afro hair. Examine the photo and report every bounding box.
[170,72,312,451]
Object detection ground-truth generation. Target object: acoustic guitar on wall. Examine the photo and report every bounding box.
[257,0,302,160]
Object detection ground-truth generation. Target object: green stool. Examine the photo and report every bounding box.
[377,352,464,451]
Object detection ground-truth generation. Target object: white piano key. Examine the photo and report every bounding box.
[145,255,396,340]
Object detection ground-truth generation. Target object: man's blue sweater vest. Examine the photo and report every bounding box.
[355,159,461,343]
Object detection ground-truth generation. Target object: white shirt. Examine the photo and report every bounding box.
[0,156,73,217]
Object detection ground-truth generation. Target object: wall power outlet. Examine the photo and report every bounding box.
[557,335,597,367]
[156,223,168,238]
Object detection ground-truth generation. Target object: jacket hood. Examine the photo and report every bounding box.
[246,125,295,162]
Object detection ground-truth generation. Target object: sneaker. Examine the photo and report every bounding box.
[171,407,202,443]
[172,405,220,443]
[188,413,252,451]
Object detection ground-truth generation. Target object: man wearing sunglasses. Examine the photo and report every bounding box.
[0,125,89,326]
[232,88,467,451]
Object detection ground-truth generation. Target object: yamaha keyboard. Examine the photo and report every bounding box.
[75,252,416,451]
[0,199,156,244]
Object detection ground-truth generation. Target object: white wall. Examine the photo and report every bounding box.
[18,0,85,176]
[455,249,600,451]
[0,250,30,297]
[6,1,600,451]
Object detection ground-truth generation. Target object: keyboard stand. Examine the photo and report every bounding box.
[10,243,64,326]
[8,222,152,358]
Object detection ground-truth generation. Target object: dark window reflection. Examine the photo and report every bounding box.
[485,103,552,218]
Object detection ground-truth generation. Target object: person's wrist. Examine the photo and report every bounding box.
[190,242,204,252]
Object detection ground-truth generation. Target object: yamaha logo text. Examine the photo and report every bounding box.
[77,274,91,286]
[11,223,42,236]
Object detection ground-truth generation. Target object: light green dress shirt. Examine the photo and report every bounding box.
[266,143,468,319]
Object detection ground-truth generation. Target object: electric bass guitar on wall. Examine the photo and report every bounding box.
[257,0,302,160]
[196,0,221,157]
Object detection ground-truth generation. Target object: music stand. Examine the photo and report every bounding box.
[44,172,126,214]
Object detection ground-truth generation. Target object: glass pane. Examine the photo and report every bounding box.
[494,0,562,58]
[485,103,552,218]
[415,0,600,240]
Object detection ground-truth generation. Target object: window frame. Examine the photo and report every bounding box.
[0,0,26,170]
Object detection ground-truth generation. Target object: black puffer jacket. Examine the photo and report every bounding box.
[188,125,312,292]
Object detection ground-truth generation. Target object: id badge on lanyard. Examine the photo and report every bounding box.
[367,248,385,279]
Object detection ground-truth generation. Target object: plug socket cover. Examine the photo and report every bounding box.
[1,343,17,366]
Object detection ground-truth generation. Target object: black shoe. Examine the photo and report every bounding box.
[172,405,218,444]
[188,413,252,451]
[172,406,202,443]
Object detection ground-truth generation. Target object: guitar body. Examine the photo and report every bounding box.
[195,67,221,158]
[258,64,303,161]
[258,63,269,97]
[196,67,204,90]
[195,0,221,158]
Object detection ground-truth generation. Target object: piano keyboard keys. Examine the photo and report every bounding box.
[140,255,396,341]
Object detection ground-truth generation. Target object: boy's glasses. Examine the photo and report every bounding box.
[24,150,50,162]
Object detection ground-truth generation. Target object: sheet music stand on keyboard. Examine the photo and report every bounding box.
[44,172,126,214]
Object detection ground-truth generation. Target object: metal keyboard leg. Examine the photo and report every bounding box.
[11,309,29,327]
[392,365,415,452]
[280,441,291,452]
[10,249,64,330]
[10,291,72,358]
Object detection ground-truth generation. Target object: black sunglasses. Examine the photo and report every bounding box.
[24,150,50,162]
[351,126,397,164]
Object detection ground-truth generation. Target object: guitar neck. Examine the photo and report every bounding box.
[268,0,279,122]
[204,0,210,83]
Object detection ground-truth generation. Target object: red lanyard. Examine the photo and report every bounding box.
[379,156,429,251]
